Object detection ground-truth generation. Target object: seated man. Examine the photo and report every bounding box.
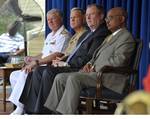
[9,8,71,115]
[19,4,110,114]
[44,7,136,114]
[0,21,24,64]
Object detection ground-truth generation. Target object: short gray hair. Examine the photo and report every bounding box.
[47,9,63,18]
[71,7,85,15]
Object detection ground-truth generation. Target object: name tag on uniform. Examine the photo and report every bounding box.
[50,39,56,44]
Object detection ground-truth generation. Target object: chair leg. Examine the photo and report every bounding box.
[86,99,93,114]
[3,78,6,112]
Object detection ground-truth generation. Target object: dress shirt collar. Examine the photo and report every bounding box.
[112,28,122,36]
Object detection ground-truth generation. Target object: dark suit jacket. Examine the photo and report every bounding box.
[68,22,111,68]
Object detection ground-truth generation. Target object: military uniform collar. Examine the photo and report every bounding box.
[51,25,65,36]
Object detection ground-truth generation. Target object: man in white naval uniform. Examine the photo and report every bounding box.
[9,9,71,115]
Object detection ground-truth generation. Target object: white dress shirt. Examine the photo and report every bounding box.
[0,32,24,53]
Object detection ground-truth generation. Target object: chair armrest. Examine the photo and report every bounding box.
[100,65,137,74]
[96,65,137,98]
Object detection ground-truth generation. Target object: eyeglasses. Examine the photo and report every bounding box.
[105,15,123,22]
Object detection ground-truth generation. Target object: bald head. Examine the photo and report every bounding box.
[105,7,128,32]
[109,7,127,21]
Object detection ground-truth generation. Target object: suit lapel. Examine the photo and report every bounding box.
[93,29,126,61]
[100,29,126,52]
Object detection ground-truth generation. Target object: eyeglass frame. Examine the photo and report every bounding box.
[105,15,123,22]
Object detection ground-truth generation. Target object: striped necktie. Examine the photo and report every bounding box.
[100,34,113,46]
[106,34,113,43]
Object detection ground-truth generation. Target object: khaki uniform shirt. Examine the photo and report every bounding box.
[64,29,87,56]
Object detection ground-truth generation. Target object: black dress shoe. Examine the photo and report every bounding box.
[51,111,62,115]
[42,107,62,115]
[24,110,34,115]
[38,107,53,114]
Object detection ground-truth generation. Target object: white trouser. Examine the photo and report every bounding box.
[8,70,28,108]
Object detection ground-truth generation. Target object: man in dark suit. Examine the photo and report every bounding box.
[19,4,110,114]
[44,7,136,114]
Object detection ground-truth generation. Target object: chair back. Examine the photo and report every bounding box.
[129,39,143,92]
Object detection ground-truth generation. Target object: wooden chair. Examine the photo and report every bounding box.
[0,67,20,112]
[79,39,143,114]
